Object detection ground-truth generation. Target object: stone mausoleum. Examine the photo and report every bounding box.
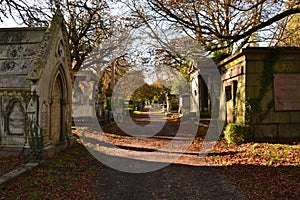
[218,47,300,137]
[0,11,72,154]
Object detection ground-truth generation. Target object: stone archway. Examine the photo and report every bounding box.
[50,71,66,145]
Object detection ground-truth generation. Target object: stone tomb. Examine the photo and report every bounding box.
[218,47,300,137]
[72,71,98,120]
[0,11,72,154]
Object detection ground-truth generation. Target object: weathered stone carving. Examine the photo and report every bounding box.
[0,44,40,74]
[40,102,48,128]
[7,100,25,135]
[56,39,65,58]
[7,46,23,58]
[1,61,16,72]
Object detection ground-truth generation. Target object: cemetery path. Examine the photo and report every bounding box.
[91,108,246,199]
[96,164,245,200]
[1,107,299,199]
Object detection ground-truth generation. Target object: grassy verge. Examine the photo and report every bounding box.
[206,139,300,167]
[204,139,300,199]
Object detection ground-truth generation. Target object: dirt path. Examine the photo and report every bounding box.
[84,108,246,199]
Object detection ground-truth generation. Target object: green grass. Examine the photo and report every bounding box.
[133,110,144,114]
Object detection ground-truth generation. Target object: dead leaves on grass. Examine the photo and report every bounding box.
[204,140,300,199]
[206,140,300,167]
[0,144,103,200]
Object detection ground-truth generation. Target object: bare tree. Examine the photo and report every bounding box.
[123,0,300,54]
[0,0,49,25]
[61,0,113,72]
[0,0,114,72]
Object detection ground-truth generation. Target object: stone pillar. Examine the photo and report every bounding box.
[166,94,172,112]
[0,97,3,145]
[95,84,101,119]
[27,87,43,159]
[179,93,191,115]
[124,99,129,116]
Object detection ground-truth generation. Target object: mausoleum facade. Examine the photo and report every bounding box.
[218,47,300,137]
[0,11,72,153]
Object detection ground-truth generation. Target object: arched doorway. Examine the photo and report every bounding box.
[50,70,66,145]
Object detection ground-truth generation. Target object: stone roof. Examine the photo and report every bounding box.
[0,27,46,90]
[217,46,300,68]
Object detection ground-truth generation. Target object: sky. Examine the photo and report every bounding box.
[0,17,22,28]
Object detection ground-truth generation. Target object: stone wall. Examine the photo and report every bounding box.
[219,47,300,138]
[219,54,246,124]
[246,48,300,137]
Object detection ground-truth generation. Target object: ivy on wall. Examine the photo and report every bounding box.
[246,48,281,125]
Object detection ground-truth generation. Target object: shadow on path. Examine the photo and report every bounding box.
[96,162,245,200]
[91,109,245,199]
